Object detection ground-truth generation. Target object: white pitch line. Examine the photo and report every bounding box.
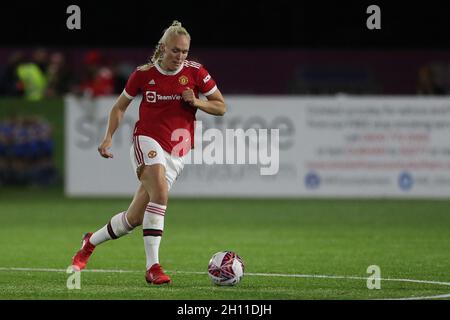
[388,293,450,300]
[0,267,449,300]
[0,267,138,273]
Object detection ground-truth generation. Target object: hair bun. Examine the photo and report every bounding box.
[171,20,182,27]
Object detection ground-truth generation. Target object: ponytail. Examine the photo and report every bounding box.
[150,20,191,63]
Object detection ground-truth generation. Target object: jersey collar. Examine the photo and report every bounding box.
[155,60,184,76]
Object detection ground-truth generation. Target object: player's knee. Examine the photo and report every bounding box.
[139,164,168,204]
[149,178,168,204]
[151,188,168,205]
[127,214,144,227]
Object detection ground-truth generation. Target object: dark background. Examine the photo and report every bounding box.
[1,0,449,48]
[2,1,450,96]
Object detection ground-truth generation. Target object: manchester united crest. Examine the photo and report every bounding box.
[148,150,157,158]
[178,75,189,85]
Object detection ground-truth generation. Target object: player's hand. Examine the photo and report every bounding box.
[98,138,114,158]
[182,88,197,107]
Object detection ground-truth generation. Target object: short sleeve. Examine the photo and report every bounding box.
[197,66,217,96]
[123,69,141,99]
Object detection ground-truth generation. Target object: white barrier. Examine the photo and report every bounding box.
[65,95,450,198]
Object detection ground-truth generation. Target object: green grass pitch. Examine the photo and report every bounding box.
[0,187,449,300]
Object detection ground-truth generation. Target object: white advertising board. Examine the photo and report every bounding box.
[65,95,450,198]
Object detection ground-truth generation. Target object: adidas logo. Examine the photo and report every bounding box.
[149,79,155,85]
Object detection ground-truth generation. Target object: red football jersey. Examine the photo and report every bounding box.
[123,60,217,156]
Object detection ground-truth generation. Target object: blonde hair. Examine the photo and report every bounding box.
[150,20,191,63]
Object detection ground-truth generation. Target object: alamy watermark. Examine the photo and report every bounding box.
[366,265,381,289]
[366,5,381,30]
[171,121,280,175]
[66,266,81,290]
[67,5,380,31]
[66,5,81,30]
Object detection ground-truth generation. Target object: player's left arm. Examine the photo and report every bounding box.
[182,88,226,116]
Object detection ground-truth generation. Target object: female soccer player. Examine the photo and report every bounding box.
[71,20,226,285]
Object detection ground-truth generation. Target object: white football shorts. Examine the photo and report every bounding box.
[130,135,186,190]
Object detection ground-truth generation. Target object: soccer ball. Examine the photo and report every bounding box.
[207,251,244,286]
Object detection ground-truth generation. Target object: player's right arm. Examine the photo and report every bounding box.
[98,93,133,158]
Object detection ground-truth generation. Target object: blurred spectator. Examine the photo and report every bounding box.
[46,52,74,97]
[0,51,25,96]
[0,118,11,185]
[417,64,446,95]
[16,49,49,101]
[75,50,116,97]
[0,114,57,187]
[32,48,49,75]
[113,61,134,94]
